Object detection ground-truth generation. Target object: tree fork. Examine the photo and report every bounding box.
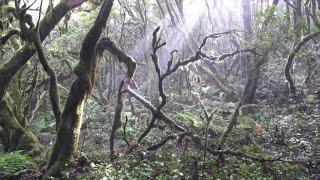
[284,32,320,95]
[0,0,85,103]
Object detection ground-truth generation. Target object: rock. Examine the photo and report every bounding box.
[38,133,52,146]
[239,104,260,116]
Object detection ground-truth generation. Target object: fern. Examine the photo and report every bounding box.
[173,111,204,128]
[0,151,36,178]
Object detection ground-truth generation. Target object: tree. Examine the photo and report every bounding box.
[45,0,115,177]
[0,0,83,153]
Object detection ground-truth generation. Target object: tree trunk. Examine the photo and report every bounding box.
[242,0,253,76]
[284,0,302,95]
[45,0,115,177]
[241,0,278,105]
[0,94,42,154]
[285,32,320,95]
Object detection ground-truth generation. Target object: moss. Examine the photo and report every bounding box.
[44,118,82,177]
[0,0,84,103]
[45,84,85,177]
[0,151,36,179]
[46,0,115,177]
[74,62,92,88]
[33,33,62,131]
[0,94,42,154]
[16,131,43,155]
[306,95,315,104]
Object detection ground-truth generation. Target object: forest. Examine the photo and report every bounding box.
[0,0,319,179]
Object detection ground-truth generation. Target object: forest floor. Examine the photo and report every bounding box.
[1,87,319,179]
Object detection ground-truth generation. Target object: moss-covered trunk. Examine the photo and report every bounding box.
[0,0,83,154]
[0,94,42,154]
[45,0,115,177]
[45,80,87,176]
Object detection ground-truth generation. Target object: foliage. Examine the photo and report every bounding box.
[1,0,320,179]
[0,151,36,178]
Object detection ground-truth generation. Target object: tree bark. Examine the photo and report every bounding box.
[45,0,114,177]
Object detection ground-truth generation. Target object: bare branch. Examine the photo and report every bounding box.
[147,134,176,151]
[200,48,258,62]
[123,115,130,146]
[199,30,237,51]
[110,80,124,160]
[138,116,157,143]
[36,0,44,28]
[283,0,297,9]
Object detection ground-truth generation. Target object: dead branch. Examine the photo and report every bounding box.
[124,85,186,133]
[110,80,124,160]
[283,0,297,9]
[123,115,130,146]
[200,48,258,62]
[188,133,310,167]
[147,134,176,151]
[102,27,258,159]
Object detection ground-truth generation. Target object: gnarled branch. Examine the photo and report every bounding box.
[284,31,320,95]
